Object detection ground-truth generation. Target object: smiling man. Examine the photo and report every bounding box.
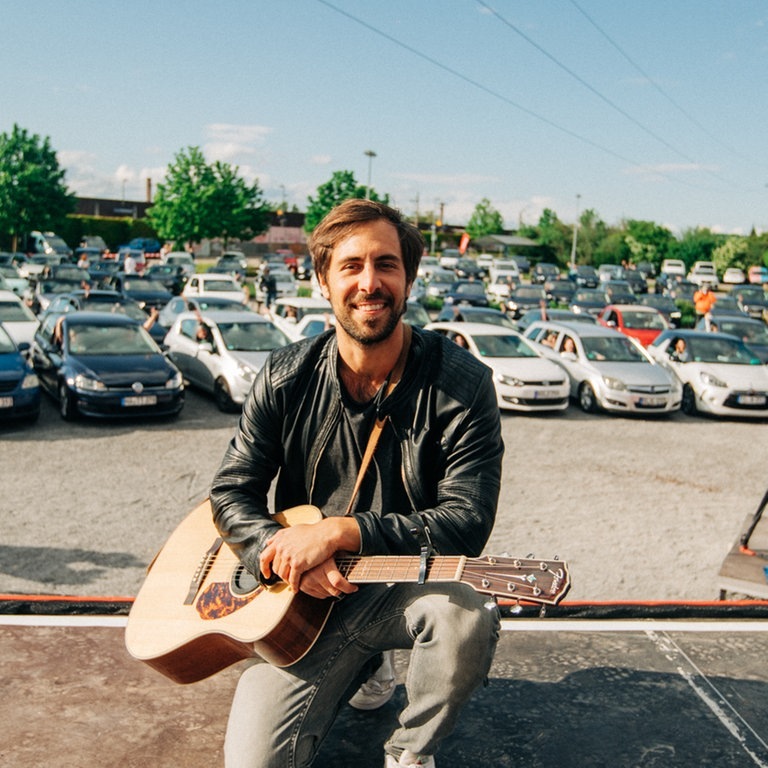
[211,198,504,768]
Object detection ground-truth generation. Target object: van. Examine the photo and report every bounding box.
[660,258,686,276]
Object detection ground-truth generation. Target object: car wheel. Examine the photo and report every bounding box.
[214,378,237,413]
[578,382,599,414]
[59,382,78,421]
[681,384,697,416]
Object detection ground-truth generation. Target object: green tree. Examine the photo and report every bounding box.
[622,220,675,272]
[304,170,388,233]
[711,236,749,275]
[466,198,504,239]
[0,124,75,251]
[535,208,571,264]
[148,146,270,247]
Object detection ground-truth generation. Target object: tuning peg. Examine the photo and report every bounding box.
[510,602,523,615]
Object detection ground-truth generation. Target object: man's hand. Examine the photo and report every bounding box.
[259,517,361,595]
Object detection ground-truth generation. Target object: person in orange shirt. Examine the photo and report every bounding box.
[693,284,717,323]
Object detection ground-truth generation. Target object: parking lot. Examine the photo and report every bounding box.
[3,386,767,604]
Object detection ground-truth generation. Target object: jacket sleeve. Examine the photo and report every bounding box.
[209,358,284,577]
[354,352,503,558]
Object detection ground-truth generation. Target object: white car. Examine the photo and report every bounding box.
[254,268,298,304]
[0,289,38,347]
[524,320,681,415]
[268,296,332,341]
[182,273,247,305]
[164,311,291,410]
[722,267,745,285]
[163,252,196,278]
[426,321,570,412]
[660,258,686,277]
[687,261,719,289]
[486,270,518,303]
[647,330,768,418]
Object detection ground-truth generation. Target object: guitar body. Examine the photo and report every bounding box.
[125,500,332,684]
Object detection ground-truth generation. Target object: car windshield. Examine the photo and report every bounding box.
[80,297,147,321]
[196,299,246,312]
[621,310,666,330]
[0,300,36,322]
[574,290,607,302]
[204,279,239,291]
[39,280,81,295]
[123,278,168,294]
[514,286,546,299]
[216,321,289,352]
[474,334,539,358]
[66,324,157,355]
[582,335,645,362]
[686,336,762,364]
[454,282,485,296]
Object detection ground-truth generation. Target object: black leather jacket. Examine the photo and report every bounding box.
[210,326,504,579]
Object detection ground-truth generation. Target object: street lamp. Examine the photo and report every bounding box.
[569,193,581,268]
[364,150,377,199]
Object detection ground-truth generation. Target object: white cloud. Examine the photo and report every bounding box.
[310,154,333,166]
[203,123,271,162]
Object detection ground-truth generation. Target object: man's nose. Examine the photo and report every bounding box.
[357,262,381,293]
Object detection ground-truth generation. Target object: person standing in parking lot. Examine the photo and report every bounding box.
[259,267,277,308]
[210,198,503,768]
[693,284,716,324]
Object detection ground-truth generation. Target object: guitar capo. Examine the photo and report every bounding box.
[410,523,434,585]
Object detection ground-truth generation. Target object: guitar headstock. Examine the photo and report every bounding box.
[461,555,570,605]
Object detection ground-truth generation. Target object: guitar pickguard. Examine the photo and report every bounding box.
[196,579,263,620]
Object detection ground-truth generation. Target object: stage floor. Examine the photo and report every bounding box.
[2,613,768,767]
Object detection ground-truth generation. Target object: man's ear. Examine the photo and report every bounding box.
[317,274,331,300]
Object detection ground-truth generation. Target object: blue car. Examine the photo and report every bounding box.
[31,312,184,421]
[0,326,40,423]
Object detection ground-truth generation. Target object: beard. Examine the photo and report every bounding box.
[333,290,407,346]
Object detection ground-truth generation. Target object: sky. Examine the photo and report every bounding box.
[2,1,768,237]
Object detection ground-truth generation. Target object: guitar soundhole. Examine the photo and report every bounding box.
[231,564,260,596]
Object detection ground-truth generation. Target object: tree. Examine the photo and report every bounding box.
[0,124,75,251]
[466,198,504,239]
[148,146,270,247]
[304,170,388,233]
[712,236,749,275]
[622,220,675,272]
[534,208,571,264]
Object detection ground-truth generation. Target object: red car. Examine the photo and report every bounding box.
[597,304,669,347]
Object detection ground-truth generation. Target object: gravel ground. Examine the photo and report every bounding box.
[2,390,767,602]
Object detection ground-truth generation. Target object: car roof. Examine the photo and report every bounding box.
[604,303,658,312]
[527,320,623,338]
[427,321,521,336]
[0,289,24,302]
[61,311,139,327]
[179,310,270,324]
[273,297,330,307]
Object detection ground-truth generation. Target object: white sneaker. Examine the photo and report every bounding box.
[348,650,396,710]
[384,750,436,767]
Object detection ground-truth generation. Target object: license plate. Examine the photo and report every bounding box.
[122,395,158,407]
[535,390,558,398]
[0,396,13,408]
[737,394,767,405]
[638,396,665,407]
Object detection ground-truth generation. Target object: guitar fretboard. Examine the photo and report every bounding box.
[336,555,466,583]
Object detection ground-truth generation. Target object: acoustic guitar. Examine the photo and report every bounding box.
[125,499,570,684]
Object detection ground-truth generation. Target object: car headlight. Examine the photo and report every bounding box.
[498,374,525,387]
[166,371,184,389]
[74,374,106,391]
[602,375,627,391]
[237,362,256,383]
[22,372,39,389]
[700,371,727,388]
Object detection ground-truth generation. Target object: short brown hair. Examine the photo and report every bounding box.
[308,199,424,286]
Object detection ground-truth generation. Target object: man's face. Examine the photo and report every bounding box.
[318,218,411,346]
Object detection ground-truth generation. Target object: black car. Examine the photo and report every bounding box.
[442,280,489,308]
[603,280,637,305]
[568,265,599,288]
[639,295,682,327]
[532,262,559,284]
[31,312,184,420]
[88,259,121,286]
[569,288,609,316]
[544,278,575,306]
[733,286,768,320]
[435,305,515,328]
[454,258,485,280]
[103,273,173,312]
[211,256,247,280]
[505,285,547,318]
[144,263,189,295]
[624,270,648,294]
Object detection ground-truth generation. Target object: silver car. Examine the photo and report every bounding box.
[163,310,291,411]
[524,320,681,415]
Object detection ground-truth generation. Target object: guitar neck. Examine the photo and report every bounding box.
[337,555,466,584]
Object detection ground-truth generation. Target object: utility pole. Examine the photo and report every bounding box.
[364,150,376,199]
[569,193,581,268]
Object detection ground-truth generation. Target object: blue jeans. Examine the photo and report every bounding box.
[224,582,500,767]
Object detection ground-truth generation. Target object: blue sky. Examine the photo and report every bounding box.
[3,1,767,236]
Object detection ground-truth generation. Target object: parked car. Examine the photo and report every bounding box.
[509,254,531,274]
[124,237,162,255]
[253,268,298,305]
[0,325,40,423]
[425,321,569,413]
[514,308,596,334]
[103,274,173,314]
[157,294,255,330]
[695,315,768,363]
[524,321,681,415]
[26,277,83,315]
[505,285,547,318]
[602,280,636,305]
[647,330,768,418]
[596,304,669,347]
[568,265,599,288]
[732,286,768,320]
[183,273,248,305]
[569,288,609,316]
[486,271,518,304]
[164,311,290,411]
[722,267,745,285]
[660,258,686,276]
[638,294,682,327]
[143,264,189,295]
[403,300,431,328]
[0,264,30,297]
[31,312,184,420]
[688,261,719,289]
[454,258,484,280]
[664,279,697,302]
[624,269,648,295]
[268,296,332,340]
[0,289,40,347]
[87,259,122,286]
[296,255,313,281]
[163,252,196,279]
[17,254,62,280]
[597,264,624,283]
[747,266,768,285]
[435,305,515,328]
[424,268,457,301]
[531,262,559,284]
[544,278,576,306]
[442,280,490,308]
[417,256,441,280]
[212,255,247,280]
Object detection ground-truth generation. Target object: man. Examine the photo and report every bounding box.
[210,199,503,768]
[693,283,717,323]
[259,266,278,308]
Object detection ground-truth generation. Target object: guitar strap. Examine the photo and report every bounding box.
[344,323,412,517]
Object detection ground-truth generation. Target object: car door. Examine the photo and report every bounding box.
[30,315,63,394]
[172,317,218,393]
